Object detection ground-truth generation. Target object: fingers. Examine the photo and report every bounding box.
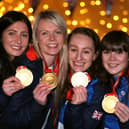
[33,82,51,105]
[115,102,129,123]
[2,76,24,96]
[71,86,87,105]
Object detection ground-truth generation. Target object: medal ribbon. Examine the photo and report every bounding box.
[42,54,59,76]
[111,71,124,97]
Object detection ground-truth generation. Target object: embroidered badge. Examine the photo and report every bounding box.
[92,110,103,120]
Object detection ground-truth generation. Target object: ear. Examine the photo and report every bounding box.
[93,51,99,61]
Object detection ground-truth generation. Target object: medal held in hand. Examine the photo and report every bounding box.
[41,72,58,90]
[102,72,123,113]
[102,93,118,113]
[15,66,33,87]
[71,72,91,87]
[41,55,59,90]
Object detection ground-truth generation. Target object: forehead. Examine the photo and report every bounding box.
[69,33,94,48]
[5,21,28,32]
[37,19,59,30]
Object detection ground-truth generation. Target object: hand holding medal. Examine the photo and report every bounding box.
[102,72,123,113]
[15,66,33,87]
[66,71,91,101]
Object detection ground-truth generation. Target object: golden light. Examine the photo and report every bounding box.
[72,20,78,26]
[80,20,85,26]
[28,8,33,13]
[18,3,25,10]
[121,27,128,32]
[42,4,49,10]
[24,0,29,4]
[28,15,34,22]
[67,28,71,34]
[85,18,91,24]
[106,23,112,29]
[4,0,14,4]
[90,0,96,6]
[63,2,68,7]
[96,0,101,6]
[113,15,119,21]
[100,10,106,16]
[1,6,6,12]
[122,10,128,16]
[94,29,99,33]
[66,20,71,25]
[99,20,106,25]
[7,5,13,11]
[80,2,85,7]
[122,18,128,23]
[0,12,3,17]
[65,10,71,16]
[0,1,4,6]
[80,8,88,15]
[120,0,125,2]
[0,0,128,36]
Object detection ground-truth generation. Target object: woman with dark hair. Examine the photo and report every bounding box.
[100,30,129,129]
[63,27,106,129]
[0,11,43,129]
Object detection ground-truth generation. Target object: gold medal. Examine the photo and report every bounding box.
[41,72,58,90]
[15,66,33,87]
[102,94,118,113]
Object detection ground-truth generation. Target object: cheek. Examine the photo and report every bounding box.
[58,37,64,46]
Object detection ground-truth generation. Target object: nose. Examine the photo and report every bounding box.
[76,51,82,60]
[109,52,116,60]
[49,33,55,41]
[17,35,22,44]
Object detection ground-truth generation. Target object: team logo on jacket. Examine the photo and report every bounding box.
[92,110,103,120]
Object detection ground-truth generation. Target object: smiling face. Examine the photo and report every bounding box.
[2,21,29,60]
[102,50,129,76]
[68,33,97,73]
[36,19,64,58]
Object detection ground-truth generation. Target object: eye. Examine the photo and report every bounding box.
[116,49,123,54]
[55,31,62,34]
[83,50,90,54]
[21,33,28,37]
[8,31,15,36]
[41,31,48,35]
[69,47,77,52]
[103,50,110,54]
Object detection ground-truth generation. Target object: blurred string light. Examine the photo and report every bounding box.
[0,0,128,35]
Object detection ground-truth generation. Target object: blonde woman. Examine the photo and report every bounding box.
[32,9,68,129]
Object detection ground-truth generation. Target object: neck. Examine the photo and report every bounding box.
[42,54,57,67]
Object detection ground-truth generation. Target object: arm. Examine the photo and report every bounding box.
[64,83,105,129]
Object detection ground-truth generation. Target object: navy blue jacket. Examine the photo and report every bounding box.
[0,54,49,129]
[64,79,106,129]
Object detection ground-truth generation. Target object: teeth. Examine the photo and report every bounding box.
[109,63,118,67]
[11,46,21,49]
[75,62,83,66]
[48,44,57,47]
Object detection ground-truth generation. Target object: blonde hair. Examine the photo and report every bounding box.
[33,9,68,102]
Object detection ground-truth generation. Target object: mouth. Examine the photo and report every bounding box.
[108,63,119,68]
[11,45,22,50]
[47,44,57,48]
[73,62,85,68]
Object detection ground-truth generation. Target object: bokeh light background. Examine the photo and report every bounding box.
[0,0,128,38]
